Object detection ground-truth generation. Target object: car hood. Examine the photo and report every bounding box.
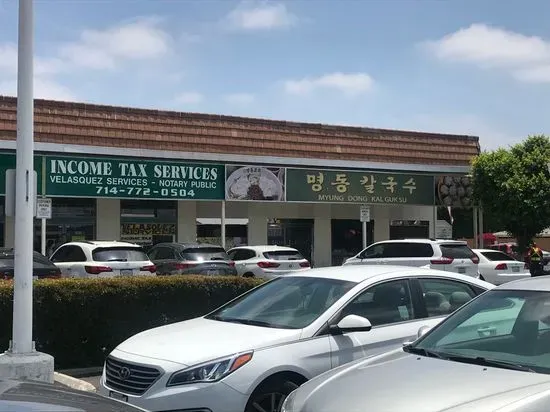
[290,349,550,412]
[115,317,302,367]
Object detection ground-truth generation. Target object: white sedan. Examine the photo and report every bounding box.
[99,265,493,412]
[473,248,530,285]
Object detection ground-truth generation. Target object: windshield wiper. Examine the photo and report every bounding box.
[446,354,536,373]
[106,258,127,262]
[207,316,278,328]
[403,345,447,360]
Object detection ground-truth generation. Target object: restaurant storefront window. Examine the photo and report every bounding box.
[0,198,4,248]
[331,219,374,265]
[120,200,177,248]
[267,219,314,263]
[390,220,430,239]
[34,198,96,257]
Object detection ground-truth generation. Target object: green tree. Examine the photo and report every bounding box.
[471,135,550,252]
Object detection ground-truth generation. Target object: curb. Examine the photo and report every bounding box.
[57,367,103,378]
[54,372,97,393]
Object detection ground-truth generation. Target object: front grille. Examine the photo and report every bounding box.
[105,356,162,396]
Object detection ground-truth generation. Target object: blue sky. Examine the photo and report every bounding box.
[1,0,550,150]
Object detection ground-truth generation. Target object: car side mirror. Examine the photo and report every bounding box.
[417,325,431,338]
[329,315,372,335]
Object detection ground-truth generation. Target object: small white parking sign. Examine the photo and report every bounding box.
[36,198,52,219]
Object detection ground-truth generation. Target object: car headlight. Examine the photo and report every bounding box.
[281,388,297,412]
[167,352,253,386]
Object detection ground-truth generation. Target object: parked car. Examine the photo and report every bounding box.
[50,241,156,278]
[343,238,480,277]
[281,276,550,412]
[99,265,493,412]
[473,248,530,285]
[487,242,522,261]
[0,378,148,411]
[227,245,310,278]
[0,248,61,280]
[148,242,237,276]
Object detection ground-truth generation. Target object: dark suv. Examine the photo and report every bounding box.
[147,243,237,276]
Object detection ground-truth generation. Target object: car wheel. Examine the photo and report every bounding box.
[245,379,299,412]
[243,272,255,278]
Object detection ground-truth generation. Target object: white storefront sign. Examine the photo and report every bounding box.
[360,205,371,222]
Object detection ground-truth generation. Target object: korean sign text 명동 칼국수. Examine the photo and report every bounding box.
[45,156,225,200]
[285,168,435,205]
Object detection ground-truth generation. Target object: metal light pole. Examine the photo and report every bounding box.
[0,0,54,383]
[13,0,35,355]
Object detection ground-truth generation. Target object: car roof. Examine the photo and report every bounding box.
[153,242,224,249]
[65,241,141,248]
[495,277,550,292]
[374,239,468,245]
[0,249,45,258]
[285,264,492,286]
[473,249,509,253]
[230,245,298,252]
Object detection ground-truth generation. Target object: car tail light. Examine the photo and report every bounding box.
[84,265,112,275]
[430,257,454,265]
[175,263,196,270]
[470,255,480,264]
[300,261,310,268]
[140,265,156,273]
[228,261,236,267]
[257,261,280,269]
[495,263,508,270]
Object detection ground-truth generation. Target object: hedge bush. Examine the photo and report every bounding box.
[0,275,264,369]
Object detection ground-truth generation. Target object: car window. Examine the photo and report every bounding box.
[32,252,56,268]
[263,250,304,260]
[413,290,550,374]
[181,247,230,261]
[360,244,385,259]
[92,247,149,262]
[51,245,87,262]
[0,257,14,268]
[481,251,516,261]
[418,278,477,317]
[439,244,475,259]
[339,279,414,327]
[206,276,356,329]
[231,249,256,261]
[149,247,174,260]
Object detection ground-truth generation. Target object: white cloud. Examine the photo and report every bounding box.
[226,1,297,31]
[0,78,76,101]
[0,17,174,102]
[223,93,255,104]
[283,72,374,96]
[174,92,204,104]
[422,23,550,84]
[60,18,172,70]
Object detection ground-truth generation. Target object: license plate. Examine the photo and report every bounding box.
[206,270,219,275]
[512,266,520,272]
[458,267,466,274]
[109,391,128,402]
[120,270,134,276]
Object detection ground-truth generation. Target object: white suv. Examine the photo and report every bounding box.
[227,245,311,278]
[50,241,156,278]
[343,239,480,277]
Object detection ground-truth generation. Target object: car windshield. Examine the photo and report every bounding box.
[181,247,230,261]
[408,289,550,374]
[481,251,517,261]
[205,276,356,329]
[92,247,149,262]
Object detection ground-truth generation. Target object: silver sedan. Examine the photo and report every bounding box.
[282,277,550,412]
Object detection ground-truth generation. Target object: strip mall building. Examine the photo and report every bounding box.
[0,95,480,267]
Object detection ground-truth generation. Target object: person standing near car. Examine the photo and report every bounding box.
[527,242,544,277]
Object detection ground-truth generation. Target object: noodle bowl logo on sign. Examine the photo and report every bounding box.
[225,165,286,201]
